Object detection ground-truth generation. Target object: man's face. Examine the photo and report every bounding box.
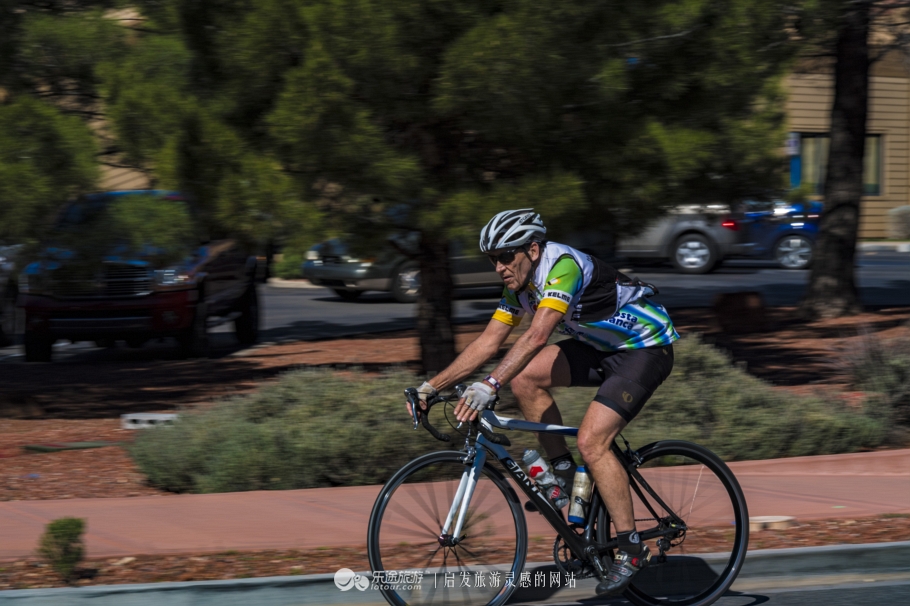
[488,242,540,291]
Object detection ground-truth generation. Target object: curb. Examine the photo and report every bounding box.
[2,541,909,605]
[264,278,322,289]
[858,241,910,252]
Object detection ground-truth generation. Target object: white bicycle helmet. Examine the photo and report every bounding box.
[479,209,547,253]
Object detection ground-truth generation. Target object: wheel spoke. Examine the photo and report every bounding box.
[368,452,526,606]
[606,442,747,606]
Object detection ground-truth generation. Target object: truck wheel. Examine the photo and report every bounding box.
[670,233,718,274]
[0,285,17,347]
[178,299,209,358]
[332,288,362,301]
[24,330,53,362]
[391,261,420,303]
[234,284,260,346]
[125,337,147,349]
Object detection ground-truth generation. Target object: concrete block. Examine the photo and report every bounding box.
[120,413,178,430]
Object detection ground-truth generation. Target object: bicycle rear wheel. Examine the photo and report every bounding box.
[367,450,527,606]
[598,440,749,606]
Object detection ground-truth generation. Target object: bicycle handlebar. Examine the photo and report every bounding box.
[404,385,512,447]
[404,387,451,442]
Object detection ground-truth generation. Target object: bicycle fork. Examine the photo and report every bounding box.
[439,447,486,546]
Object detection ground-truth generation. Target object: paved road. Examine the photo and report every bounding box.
[262,251,910,341]
[1,252,908,364]
[506,577,910,605]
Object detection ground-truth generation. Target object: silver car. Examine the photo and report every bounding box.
[302,236,501,303]
[616,204,744,274]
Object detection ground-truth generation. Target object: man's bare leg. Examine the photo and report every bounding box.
[576,403,634,531]
[509,344,573,459]
[578,402,653,596]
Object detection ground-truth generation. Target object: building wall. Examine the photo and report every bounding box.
[98,164,151,192]
[785,70,909,238]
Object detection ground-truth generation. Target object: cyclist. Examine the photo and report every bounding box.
[407,208,678,596]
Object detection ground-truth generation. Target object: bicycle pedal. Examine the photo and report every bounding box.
[523,500,539,513]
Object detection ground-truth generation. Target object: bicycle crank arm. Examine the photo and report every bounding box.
[585,545,609,581]
[594,525,686,558]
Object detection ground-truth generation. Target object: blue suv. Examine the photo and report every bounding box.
[735,198,823,269]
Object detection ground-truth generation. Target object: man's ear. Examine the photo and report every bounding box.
[528,242,541,262]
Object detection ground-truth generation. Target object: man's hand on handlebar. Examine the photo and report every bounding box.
[454,381,497,424]
[405,381,436,419]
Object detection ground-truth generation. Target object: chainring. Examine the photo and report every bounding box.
[552,535,598,579]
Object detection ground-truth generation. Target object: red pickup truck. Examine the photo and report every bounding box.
[16,191,260,362]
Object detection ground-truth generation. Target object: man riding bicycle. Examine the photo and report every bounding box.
[407,209,678,596]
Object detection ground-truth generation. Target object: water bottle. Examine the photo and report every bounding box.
[567,466,594,525]
[522,449,569,508]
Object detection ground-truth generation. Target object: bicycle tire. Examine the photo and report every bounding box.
[367,450,528,606]
[595,440,749,606]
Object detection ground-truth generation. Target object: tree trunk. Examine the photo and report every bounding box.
[416,234,456,374]
[800,4,869,318]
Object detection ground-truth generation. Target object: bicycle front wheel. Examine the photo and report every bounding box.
[599,440,749,606]
[367,450,528,606]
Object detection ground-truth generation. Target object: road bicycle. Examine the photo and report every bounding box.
[366,386,749,606]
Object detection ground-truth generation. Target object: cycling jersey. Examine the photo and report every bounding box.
[491,242,679,351]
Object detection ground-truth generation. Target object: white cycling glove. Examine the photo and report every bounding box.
[417,381,437,403]
[464,381,497,412]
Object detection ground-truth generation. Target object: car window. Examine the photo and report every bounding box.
[742,199,774,213]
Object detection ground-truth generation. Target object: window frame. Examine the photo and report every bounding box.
[789,132,882,196]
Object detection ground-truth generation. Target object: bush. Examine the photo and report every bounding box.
[837,334,910,425]
[547,335,886,462]
[273,250,305,279]
[130,369,449,493]
[131,337,887,494]
[37,517,85,583]
[887,205,910,240]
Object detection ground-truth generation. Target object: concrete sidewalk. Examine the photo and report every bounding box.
[1,449,908,560]
[858,240,910,252]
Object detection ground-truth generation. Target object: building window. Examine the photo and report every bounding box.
[790,133,882,196]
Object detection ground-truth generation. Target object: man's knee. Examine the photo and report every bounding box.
[577,426,611,461]
[577,408,625,461]
[510,365,543,397]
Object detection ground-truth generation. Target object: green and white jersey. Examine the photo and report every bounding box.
[492,242,679,351]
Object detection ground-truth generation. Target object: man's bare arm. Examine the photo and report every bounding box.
[428,319,513,391]
[488,306,563,386]
[453,307,563,423]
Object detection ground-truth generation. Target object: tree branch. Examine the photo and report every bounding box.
[600,27,700,48]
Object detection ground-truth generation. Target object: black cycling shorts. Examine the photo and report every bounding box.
[555,339,674,422]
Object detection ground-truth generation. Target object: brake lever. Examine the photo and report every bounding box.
[404,387,421,429]
[453,383,467,429]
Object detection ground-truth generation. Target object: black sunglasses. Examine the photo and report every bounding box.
[488,246,527,266]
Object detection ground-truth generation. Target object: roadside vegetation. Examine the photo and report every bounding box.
[837,334,910,425]
[130,336,888,494]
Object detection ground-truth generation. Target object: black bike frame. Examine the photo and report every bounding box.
[463,410,687,562]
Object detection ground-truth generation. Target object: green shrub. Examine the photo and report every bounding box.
[838,334,910,424]
[886,205,910,240]
[37,517,85,583]
[131,337,887,493]
[273,250,305,279]
[130,369,451,493]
